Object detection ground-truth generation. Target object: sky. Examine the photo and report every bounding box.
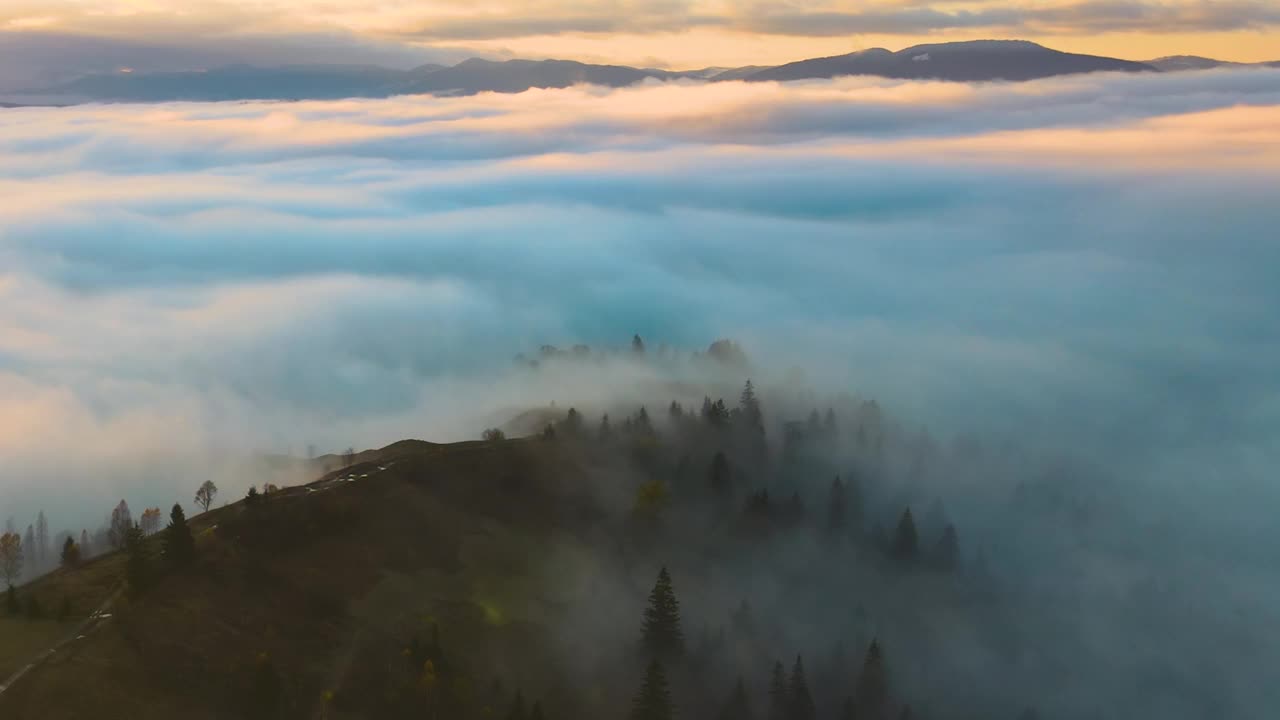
[0,0,1279,82]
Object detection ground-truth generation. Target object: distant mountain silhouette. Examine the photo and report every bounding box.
[744,40,1153,83]
[1144,55,1240,72]
[11,40,1276,105]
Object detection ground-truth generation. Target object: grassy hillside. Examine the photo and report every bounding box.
[1,437,610,719]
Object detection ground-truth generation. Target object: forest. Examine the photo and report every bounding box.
[0,337,1200,719]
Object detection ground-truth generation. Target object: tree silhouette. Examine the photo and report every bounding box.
[195,481,218,514]
[767,660,789,720]
[827,477,847,532]
[0,532,23,588]
[108,500,132,549]
[506,690,528,720]
[60,536,81,567]
[633,334,647,356]
[891,509,919,563]
[789,656,816,720]
[934,524,959,571]
[853,640,889,719]
[641,567,685,658]
[709,452,731,497]
[629,659,673,720]
[35,511,48,567]
[717,676,753,720]
[163,504,196,566]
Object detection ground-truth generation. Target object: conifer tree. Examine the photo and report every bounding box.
[80,529,91,558]
[641,567,685,658]
[789,656,816,720]
[891,509,919,563]
[709,452,731,497]
[630,659,674,720]
[600,414,613,440]
[767,661,789,720]
[163,504,196,566]
[853,640,889,720]
[846,474,865,533]
[827,477,847,532]
[124,524,149,594]
[717,676,753,720]
[506,690,528,720]
[934,524,959,571]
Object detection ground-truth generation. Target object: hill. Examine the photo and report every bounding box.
[744,40,1153,83]
[15,39,1242,105]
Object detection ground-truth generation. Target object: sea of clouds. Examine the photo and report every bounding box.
[0,68,1277,544]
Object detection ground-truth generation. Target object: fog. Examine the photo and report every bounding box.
[0,68,1277,716]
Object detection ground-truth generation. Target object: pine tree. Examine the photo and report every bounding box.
[641,567,685,658]
[717,676,753,720]
[891,509,919,563]
[934,524,959,571]
[767,661,789,720]
[846,474,865,533]
[827,477,847,532]
[709,452,731,497]
[506,690,528,720]
[163,504,196,566]
[629,659,673,720]
[124,524,149,594]
[788,656,816,720]
[853,640,889,720]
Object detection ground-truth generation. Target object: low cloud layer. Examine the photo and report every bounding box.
[0,70,1277,577]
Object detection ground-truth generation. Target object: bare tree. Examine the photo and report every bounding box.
[108,500,133,549]
[35,511,48,567]
[343,447,356,468]
[0,531,23,588]
[195,481,218,514]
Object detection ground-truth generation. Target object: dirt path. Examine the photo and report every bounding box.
[0,586,125,698]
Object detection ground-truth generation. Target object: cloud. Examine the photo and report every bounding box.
[0,66,1277,719]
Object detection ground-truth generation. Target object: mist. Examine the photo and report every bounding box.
[0,68,1277,716]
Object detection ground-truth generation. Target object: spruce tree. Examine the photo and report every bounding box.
[630,659,674,720]
[506,690,528,720]
[163,503,196,566]
[124,524,149,594]
[853,640,889,720]
[827,477,847,532]
[891,509,919,563]
[788,656,816,720]
[709,452,731,497]
[934,524,959,571]
[717,676,753,720]
[641,567,685,658]
[767,660,789,720]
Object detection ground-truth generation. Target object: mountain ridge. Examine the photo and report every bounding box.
[7,40,1278,105]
